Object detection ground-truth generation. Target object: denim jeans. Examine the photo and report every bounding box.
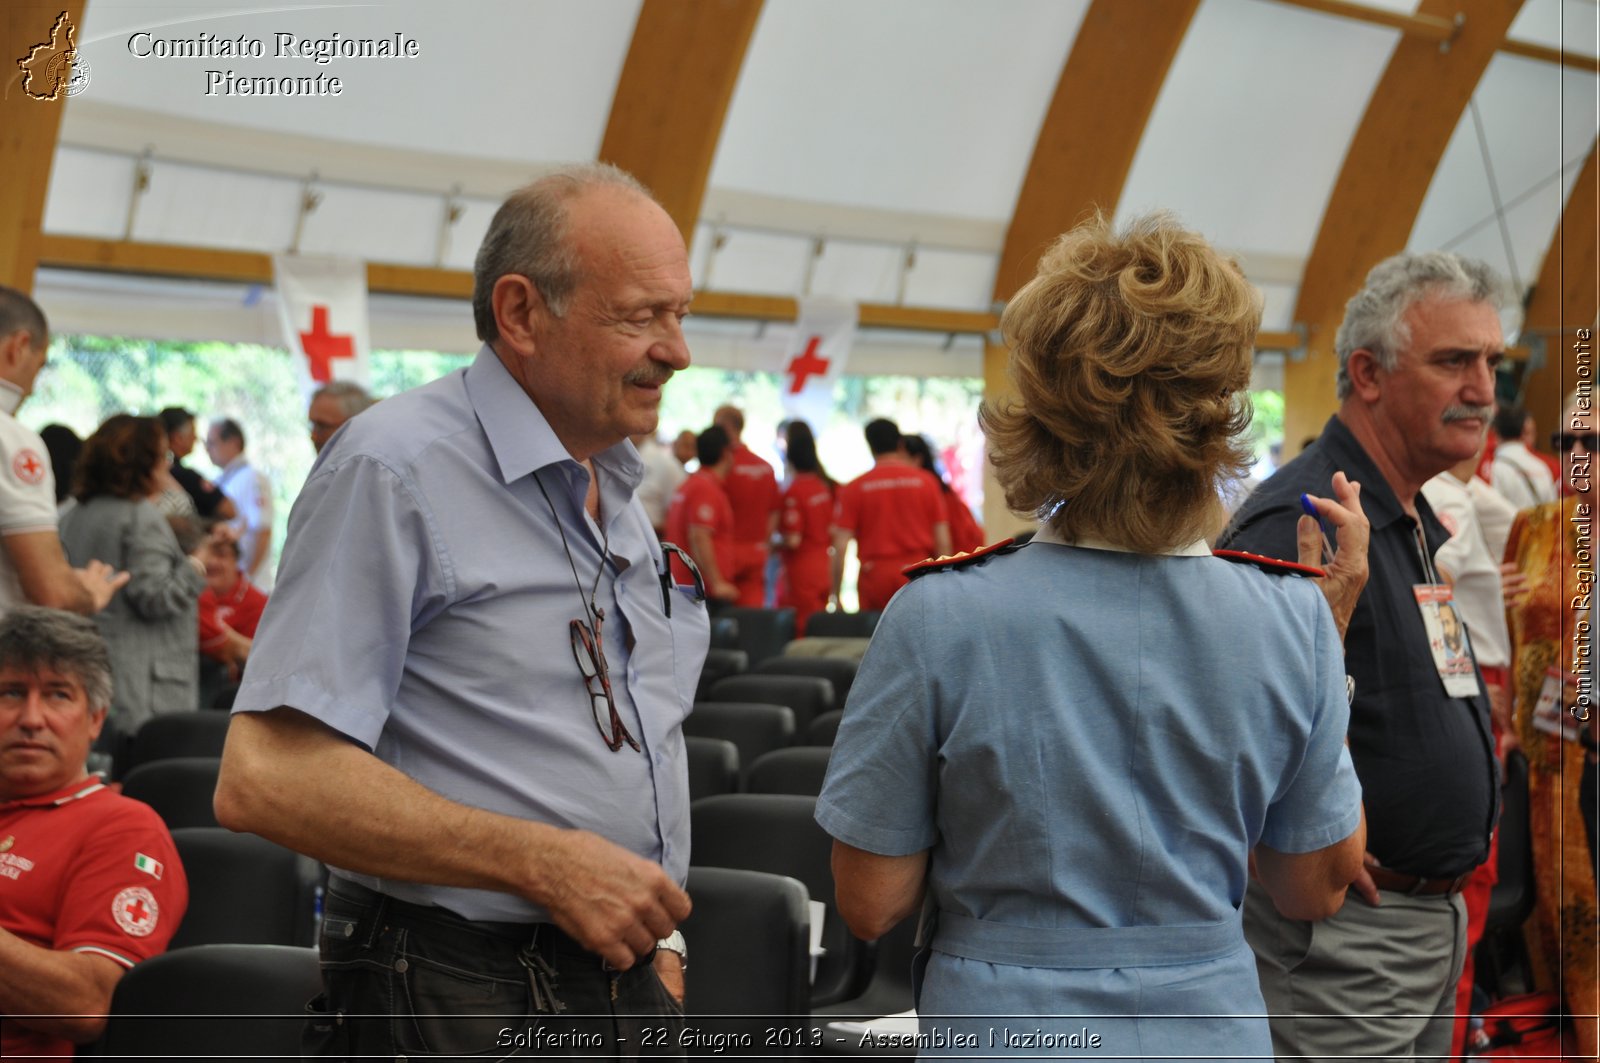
[306,878,684,1059]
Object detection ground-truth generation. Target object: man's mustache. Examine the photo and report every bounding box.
[624,366,674,388]
[1442,404,1493,424]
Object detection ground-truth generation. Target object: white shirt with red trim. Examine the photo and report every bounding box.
[0,388,60,617]
[0,777,188,1059]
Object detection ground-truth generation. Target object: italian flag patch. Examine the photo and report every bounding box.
[133,853,163,880]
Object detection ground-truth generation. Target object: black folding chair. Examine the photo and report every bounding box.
[120,712,232,779]
[804,709,844,747]
[713,606,796,667]
[690,794,873,1007]
[93,943,321,1062]
[707,674,834,734]
[681,866,812,1050]
[169,828,321,949]
[802,611,881,639]
[696,647,749,701]
[686,736,741,801]
[745,747,832,796]
[684,703,796,779]
[751,655,859,706]
[119,757,221,830]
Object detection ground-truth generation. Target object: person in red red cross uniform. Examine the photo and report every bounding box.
[711,405,779,607]
[832,418,952,611]
[0,606,188,1058]
[665,426,738,602]
[777,420,837,636]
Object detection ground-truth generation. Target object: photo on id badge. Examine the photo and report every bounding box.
[1532,667,1587,742]
[1414,585,1479,698]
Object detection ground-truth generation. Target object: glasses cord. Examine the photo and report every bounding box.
[533,469,610,629]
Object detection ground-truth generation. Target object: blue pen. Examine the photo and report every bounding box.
[1300,493,1336,565]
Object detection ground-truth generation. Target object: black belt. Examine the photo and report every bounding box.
[326,877,653,969]
[1365,866,1473,896]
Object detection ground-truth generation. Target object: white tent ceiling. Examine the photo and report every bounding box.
[26,0,1600,368]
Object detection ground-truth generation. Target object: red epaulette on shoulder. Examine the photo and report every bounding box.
[903,538,1025,580]
[1212,549,1323,579]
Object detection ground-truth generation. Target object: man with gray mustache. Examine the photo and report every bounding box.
[1220,251,1507,1062]
[216,164,706,1057]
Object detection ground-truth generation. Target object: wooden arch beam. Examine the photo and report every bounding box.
[991,0,1200,306]
[1520,139,1599,439]
[2,0,87,293]
[983,0,1200,535]
[1282,0,1524,451]
[597,0,762,243]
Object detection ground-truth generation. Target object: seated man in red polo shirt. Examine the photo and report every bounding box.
[0,606,188,1058]
[196,528,268,679]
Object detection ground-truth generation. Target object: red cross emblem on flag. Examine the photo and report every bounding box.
[299,304,356,383]
[11,449,45,486]
[784,336,831,394]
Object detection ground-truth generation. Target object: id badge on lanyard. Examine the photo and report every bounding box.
[1532,667,1588,742]
[1410,522,1480,699]
[1414,583,1482,698]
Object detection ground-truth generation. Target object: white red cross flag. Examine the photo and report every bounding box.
[779,297,856,434]
[273,253,371,398]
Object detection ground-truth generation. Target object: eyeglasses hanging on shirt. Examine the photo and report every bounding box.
[535,470,640,754]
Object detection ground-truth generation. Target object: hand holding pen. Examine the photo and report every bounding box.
[1295,471,1369,642]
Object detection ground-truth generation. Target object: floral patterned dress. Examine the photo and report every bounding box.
[1504,497,1599,1056]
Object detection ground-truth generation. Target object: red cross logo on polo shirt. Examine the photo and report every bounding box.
[784,336,830,394]
[112,885,158,936]
[299,305,355,383]
[12,449,45,485]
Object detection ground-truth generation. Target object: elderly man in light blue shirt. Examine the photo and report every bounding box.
[215,163,706,1058]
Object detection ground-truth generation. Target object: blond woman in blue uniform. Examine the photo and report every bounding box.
[816,213,1370,1060]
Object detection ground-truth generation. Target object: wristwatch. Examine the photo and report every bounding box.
[655,930,687,970]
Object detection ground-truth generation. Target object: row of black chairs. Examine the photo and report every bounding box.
[114,768,912,1025]
[687,739,833,801]
[685,700,838,777]
[92,748,1536,1060]
[707,606,880,670]
[118,643,861,784]
[86,865,818,1060]
[121,743,837,833]
[123,747,1534,1016]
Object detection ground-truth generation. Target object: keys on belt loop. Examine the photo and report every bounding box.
[517,942,567,1014]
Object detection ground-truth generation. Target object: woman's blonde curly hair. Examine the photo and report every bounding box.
[980,212,1261,553]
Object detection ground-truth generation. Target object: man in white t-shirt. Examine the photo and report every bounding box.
[1490,404,1556,513]
[0,288,127,618]
[631,430,688,537]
